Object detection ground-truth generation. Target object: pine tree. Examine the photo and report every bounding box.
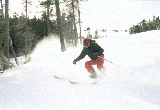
[40,0,54,36]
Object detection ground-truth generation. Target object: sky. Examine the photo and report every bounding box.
[80,0,160,31]
[1,0,160,32]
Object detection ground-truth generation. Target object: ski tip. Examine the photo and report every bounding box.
[69,80,98,84]
[69,80,78,84]
[54,75,64,79]
[92,82,97,84]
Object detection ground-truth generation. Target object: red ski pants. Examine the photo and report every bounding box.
[85,55,104,73]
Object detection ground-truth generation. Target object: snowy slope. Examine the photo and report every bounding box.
[0,31,160,110]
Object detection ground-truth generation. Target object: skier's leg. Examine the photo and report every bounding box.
[96,55,106,75]
[85,60,96,73]
[85,60,97,78]
[96,55,104,70]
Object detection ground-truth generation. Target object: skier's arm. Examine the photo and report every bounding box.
[74,48,86,62]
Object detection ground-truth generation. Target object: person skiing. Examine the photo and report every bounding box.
[73,38,104,78]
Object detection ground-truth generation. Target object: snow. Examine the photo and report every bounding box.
[0,31,160,110]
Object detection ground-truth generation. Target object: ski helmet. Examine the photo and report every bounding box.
[83,38,95,46]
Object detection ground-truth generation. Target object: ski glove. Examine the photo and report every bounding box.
[73,60,76,64]
[94,52,99,58]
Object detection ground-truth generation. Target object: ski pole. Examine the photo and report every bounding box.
[100,57,134,74]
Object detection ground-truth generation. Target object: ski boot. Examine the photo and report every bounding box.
[90,70,97,78]
[100,67,107,76]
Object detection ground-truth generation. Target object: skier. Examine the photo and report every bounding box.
[73,38,104,78]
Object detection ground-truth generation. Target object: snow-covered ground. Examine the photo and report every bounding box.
[0,31,160,110]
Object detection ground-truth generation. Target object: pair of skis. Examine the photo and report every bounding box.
[54,75,99,84]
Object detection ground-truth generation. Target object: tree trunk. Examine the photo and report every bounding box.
[25,0,28,58]
[72,0,78,47]
[5,0,9,59]
[78,8,82,45]
[71,20,74,47]
[0,48,13,71]
[55,0,65,52]
[9,37,19,66]
[0,0,4,18]
[25,0,31,58]
[47,2,50,35]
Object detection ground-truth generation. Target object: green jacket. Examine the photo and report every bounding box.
[74,42,104,62]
